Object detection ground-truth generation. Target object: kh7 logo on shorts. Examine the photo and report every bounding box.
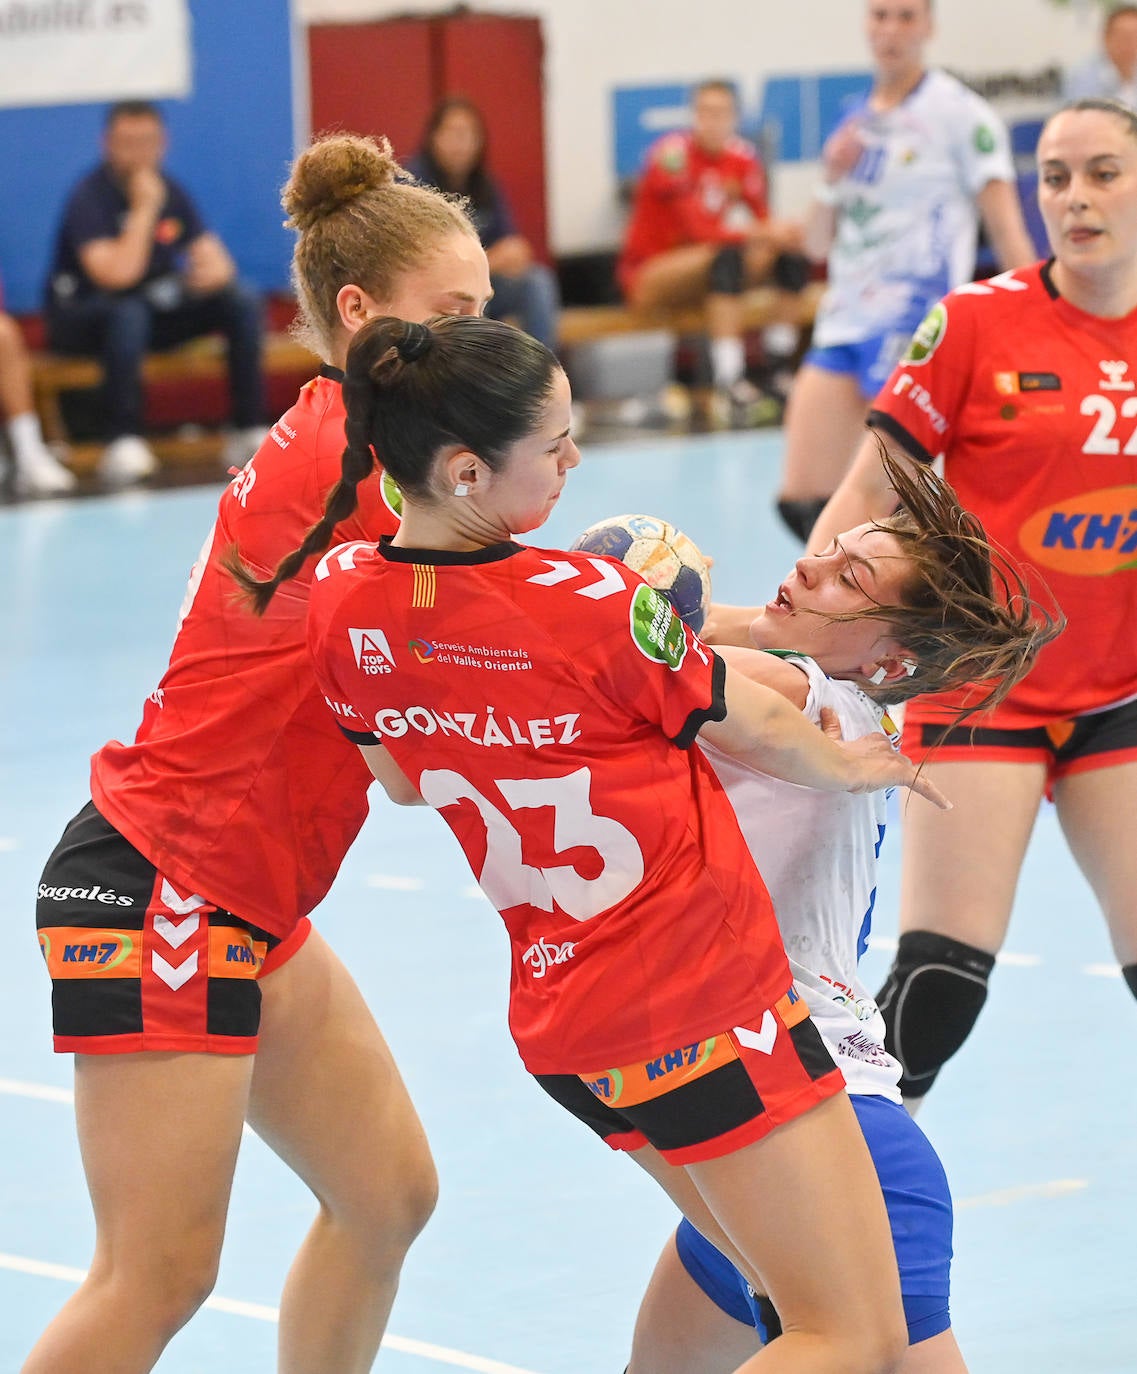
[349,627,396,675]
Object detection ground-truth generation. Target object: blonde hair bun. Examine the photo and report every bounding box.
[282,132,402,230]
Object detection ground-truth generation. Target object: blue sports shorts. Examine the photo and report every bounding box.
[675,1092,953,1345]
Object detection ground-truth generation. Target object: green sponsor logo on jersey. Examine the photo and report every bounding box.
[904,302,948,365]
[974,124,996,154]
[381,470,404,519]
[630,584,687,669]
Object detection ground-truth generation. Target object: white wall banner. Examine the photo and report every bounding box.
[0,0,192,109]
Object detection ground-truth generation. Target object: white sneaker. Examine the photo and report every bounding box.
[99,435,159,484]
[13,441,77,497]
[221,425,267,472]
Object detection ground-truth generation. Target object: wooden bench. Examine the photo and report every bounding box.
[31,332,320,475]
[557,281,825,350]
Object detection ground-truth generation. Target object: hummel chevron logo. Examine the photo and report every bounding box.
[526,558,625,599]
[160,879,206,917]
[152,951,198,991]
[153,913,200,949]
[733,1011,778,1056]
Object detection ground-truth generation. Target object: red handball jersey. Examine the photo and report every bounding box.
[307,539,794,1074]
[91,369,403,937]
[870,262,1137,729]
[618,131,769,294]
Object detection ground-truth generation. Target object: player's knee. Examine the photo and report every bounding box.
[1124,963,1137,1000]
[775,497,828,543]
[876,929,995,1099]
[707,244,745,295]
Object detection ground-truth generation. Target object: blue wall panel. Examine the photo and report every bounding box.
[0,0,295,314]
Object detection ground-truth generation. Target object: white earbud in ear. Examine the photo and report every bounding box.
[868,665,888,686]
[453,483,470,497]
[903,659,918,677]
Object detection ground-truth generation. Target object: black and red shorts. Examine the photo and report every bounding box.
[907,693,1137,789]
[36,802,310,1055]
[535,988,843,1165]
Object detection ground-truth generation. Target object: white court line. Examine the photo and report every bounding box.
[0,1078,72,1105]
[0,1251,544,1374]
[1083,962,1122,978]
[366,873,425,892]
[0,1080,257,1141]
[0,836,19,852]
[957,1179,1088,1209]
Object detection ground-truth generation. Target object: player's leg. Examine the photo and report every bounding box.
[1052,756,1137,988]
[879,757,1047,1104]
[898,1330,968,1374]
[685,1093,906,1373]
[247,925,437,1374]
[626,1229,761,1374]
[775,361,868,538]
[0,311,75,494]
[626,244,719,312]
[21,1051,252,1374]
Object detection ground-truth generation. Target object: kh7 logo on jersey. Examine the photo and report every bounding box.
[349,627,396,674]
[1019,486,1137,575]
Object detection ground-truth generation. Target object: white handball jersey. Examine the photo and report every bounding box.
[813,68,1015,351]
[702,656,902,1100]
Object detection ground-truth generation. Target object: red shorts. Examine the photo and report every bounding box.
[535,987,843,1165]
[37,802,310,1055]
[905,693,1137,794]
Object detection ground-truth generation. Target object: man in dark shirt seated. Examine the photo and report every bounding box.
[46,101,265,483]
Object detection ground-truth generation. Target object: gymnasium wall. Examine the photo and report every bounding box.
[0,0,1108,314]
[0,0,298,313]
[299,0,1105,253]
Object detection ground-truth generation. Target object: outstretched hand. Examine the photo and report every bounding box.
[819,707,951,811]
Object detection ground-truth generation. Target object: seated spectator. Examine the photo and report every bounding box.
[1064,4,1137,106]
[617,79,807,424]
[409,95,560,353]
[0,271,74,496]
[45,100,266,484]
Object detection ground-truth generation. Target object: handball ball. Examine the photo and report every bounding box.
[570,514,712,632]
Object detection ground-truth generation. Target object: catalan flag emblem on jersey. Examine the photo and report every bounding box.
[412,564,436,608]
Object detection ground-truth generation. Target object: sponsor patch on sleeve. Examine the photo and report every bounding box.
[630,584,688,669]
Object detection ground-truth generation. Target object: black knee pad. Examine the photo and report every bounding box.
[1124,964,1137,999]
[708,244,745,295]
[772,250,811,293]
[876,930,996,1100]
[775,496,829,543]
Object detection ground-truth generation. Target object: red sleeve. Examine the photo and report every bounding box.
[867,292,979,464]
[583,574,727,746]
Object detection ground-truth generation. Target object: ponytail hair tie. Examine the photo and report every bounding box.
[396,321,433,362]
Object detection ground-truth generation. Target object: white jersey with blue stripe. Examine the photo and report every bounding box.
[701,656,902,1100]
[813,68,1015,351]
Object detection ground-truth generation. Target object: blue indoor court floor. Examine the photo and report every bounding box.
[1,427,1134,1373]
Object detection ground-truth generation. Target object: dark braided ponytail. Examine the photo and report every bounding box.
[228,313,559,614]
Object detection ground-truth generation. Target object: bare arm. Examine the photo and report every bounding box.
[716,644,810,709]
[699,662,947,806]
[803,197,839,264]
[805,428,924,554]
[78,167,165,291]
[803,118,863,261]
[183,232,236,295]
[976,178,1037,272]
[358,743,426,806]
